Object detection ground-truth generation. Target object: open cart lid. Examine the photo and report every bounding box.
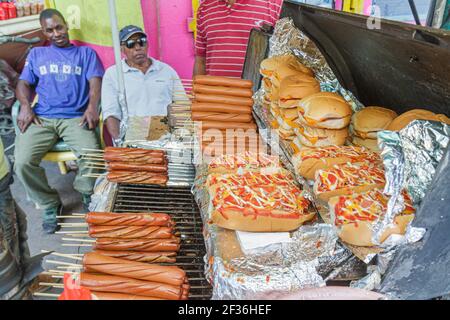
[280,1,450,116]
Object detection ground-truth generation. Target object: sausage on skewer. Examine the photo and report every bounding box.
[88,225,174,240]
[93,237,181,253]
[93,250,177,264]
[86,212,174,227]
[80,273,184,300]
[107,162,168,173]
[107,171,168,185]
[82,253,186,286]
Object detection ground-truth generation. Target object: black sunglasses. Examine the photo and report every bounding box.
[122,37,148,49]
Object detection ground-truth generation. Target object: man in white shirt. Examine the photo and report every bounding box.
[102,25,185,140]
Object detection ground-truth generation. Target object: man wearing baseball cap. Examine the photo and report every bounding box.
[102,25,186,142]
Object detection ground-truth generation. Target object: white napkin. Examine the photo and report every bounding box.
[236,231,293,255]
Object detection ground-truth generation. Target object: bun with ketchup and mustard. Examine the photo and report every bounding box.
[329,188,416,247]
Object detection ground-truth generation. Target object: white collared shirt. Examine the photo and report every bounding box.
[101,58,186,120]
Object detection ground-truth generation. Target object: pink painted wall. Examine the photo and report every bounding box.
[73,0,195,79]
[143,0,195,79]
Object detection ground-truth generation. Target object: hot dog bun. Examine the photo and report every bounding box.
[313,163,386,202]
[211,208,316,232]
[329,189,415,247]
[292,146,381,181]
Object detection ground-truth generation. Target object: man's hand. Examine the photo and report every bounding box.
[17,105,41,133]
[80,107,99,130]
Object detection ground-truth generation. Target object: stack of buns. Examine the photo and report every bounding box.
[260,54,320,141]
[260,55,355,151]
[294,92,353,149]
[350,107,398,152]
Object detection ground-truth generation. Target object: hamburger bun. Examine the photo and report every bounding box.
[291,136,305,154]
[271,60,314,88]
[270,102,281,118]
[352,107,397,139]
[280,107,299,121]
[263,77,272,91]
[277,126,296,141]
[387,109,450,131]
[278,75,321,103]
[260,54,308,78]
[277,115,297,131]
[295,125,349,148]
[352,136,380,152]
[298,92,353,129]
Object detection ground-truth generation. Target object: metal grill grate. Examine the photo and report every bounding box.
[112,184,212,300]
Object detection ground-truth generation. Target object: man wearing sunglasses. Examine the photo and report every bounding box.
[102,25,186,142]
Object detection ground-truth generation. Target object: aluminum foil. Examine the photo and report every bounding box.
[255,18,364,112]
[376,120,449,245]
[350,249,396,291]
[211,256,324,300]
[117,92,129,147]
[89,177,117,212]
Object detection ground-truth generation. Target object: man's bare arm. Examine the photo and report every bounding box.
[193,56,206,77]
[105,117,121,141]
[16,80,40,133]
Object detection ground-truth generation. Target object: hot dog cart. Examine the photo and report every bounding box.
[39,1,450,300]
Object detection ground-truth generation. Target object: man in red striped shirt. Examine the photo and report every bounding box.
[194,0,283,78]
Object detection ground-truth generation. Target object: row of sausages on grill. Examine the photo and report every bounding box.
[61,213,189,300]
[83,212,180,263]
[101,148,169,185]
[72,253,189,300]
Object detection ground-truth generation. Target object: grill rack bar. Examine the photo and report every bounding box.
[112,184,212,300]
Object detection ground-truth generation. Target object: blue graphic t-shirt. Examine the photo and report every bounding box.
[19,44,105,119]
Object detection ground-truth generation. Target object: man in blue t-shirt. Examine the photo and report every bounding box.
[15,9,104,234]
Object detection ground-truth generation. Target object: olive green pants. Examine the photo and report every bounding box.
[14,117,100,211]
